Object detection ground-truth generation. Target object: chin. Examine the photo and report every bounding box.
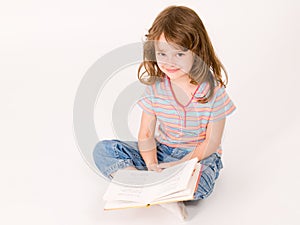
[166,73,185,80]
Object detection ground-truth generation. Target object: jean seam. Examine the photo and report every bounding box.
[112,142,120,158]
[103,159,133,179]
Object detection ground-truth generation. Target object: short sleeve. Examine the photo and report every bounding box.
[209,86,236,122]
[137,85,156,116]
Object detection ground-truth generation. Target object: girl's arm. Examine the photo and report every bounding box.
[159,118,226,168]
[138,111,161,171]
[183,118,226,161]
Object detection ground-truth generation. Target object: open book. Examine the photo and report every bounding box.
[103,158,202,210]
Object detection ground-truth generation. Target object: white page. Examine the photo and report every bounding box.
[103,163,202,210]
[103,158,198,204]
[152,163,202,202]
[111,158,196,187]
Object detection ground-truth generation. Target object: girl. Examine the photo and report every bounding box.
[93,5,236,220]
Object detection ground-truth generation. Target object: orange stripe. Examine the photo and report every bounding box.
[143,98,152,105]
[161,121,186,129]
[161,118,210,129]
[164,123,207,131]
[152,83,158,96]
[211,97,231,112]
[215,89,227,102]
[157,140,202,148]
[138,102,155,114]
[152,102,177,110]
[184,116,210,122]
[159,127,206,142]
[164,126,206,135]
[212,104,236,120]
[158,128,175,140]
[191,107,212,112]
[169,135,206,142]
[161,79,167,90]
[202,82,210,95]
[155,111,181,119]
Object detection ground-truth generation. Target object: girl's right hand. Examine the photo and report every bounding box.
[147,163,162,172]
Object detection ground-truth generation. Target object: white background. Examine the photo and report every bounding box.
[1,0,299,224]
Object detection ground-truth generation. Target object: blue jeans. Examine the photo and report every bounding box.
[93,139,223,200]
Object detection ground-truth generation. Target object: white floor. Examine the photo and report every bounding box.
[1,1,299,225]
[2,127,299,225]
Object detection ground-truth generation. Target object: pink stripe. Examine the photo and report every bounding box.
[143,98,152,105]
[184,116,210,123]
[192,107,213,112]
[202,82,210,95]
[170,135,206,142]
[215,90,227,102]
[152,83,158,96]
[155,111,181,119]
[154,109,213,121]
[138,102,154,114]
[151,102,176,110]
[161,120,208,129]
[164,122,207,130]
[161,79,167,91]
[211,97,231,112]
[157,141,202,148]
[212,104,236,120]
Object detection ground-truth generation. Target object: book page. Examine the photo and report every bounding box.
[151,163,202,203]
[111,159,195,187]
[103,158,198,204]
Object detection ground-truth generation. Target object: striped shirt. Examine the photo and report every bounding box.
[137,75,236,154]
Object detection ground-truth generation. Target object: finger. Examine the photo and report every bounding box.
[148,164,162,172]
[154,167,162,172]
[158,163,171,169]
[151,167,162,172]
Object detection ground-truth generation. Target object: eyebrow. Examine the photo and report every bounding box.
[155,43,188,52]
[155,47,188,52]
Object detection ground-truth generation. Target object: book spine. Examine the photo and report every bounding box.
[193,164,203,195]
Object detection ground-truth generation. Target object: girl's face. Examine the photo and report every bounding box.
[155,34,194,81]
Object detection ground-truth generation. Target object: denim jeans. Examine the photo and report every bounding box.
[93,139,223,200]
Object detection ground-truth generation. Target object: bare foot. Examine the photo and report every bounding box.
[159,201,188,221]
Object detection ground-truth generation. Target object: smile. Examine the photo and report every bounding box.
[165,68,180,73]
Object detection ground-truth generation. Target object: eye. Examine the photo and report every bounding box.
[177,52,185,57]
[157,52,166,57]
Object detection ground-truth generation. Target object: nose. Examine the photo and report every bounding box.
[163,55,177,68]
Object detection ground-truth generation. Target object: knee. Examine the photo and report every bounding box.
[93,139,117,161]
[92,139,120,177]
[194,166,217,200]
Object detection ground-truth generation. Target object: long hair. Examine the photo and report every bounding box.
[137,5,228,103]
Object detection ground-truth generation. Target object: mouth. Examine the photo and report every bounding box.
[165,68,180,73]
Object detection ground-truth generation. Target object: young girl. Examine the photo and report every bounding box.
[93,5,236,220]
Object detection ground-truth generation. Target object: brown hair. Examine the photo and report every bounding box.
[137,5,228,103]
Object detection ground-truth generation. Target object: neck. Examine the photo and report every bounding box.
[168,75,194,88]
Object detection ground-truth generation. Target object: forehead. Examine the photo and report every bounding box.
[155,41,180,51]
[154,34,184,51]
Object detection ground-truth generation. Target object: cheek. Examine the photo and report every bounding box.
[187,56,195,70]
[156,62,167,73]
[186,60,194,71]
[157,61,174,70]
[157,61,164,69]
[178,58,194,72]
